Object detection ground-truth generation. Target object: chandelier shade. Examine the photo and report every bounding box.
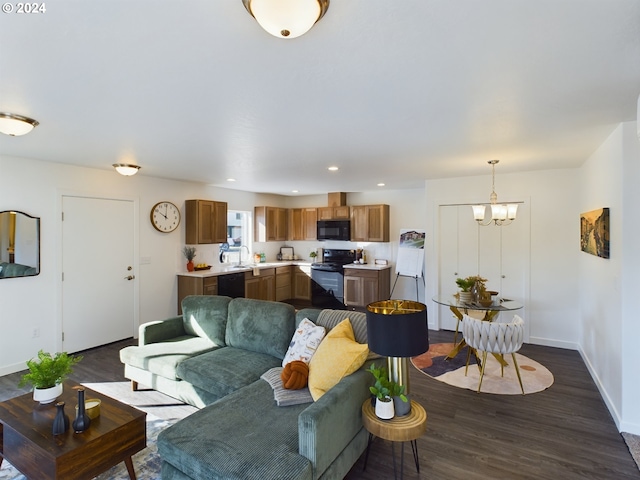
[242,0,329,39]
[0,113,39,136]
[472,160,518,226]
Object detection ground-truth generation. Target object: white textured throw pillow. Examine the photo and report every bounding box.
[282,318,326,366]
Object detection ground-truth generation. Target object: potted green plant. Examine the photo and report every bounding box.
[367,363,395,419]
[19,350,83,404]
[388,380,410,416]
[309,251,317,263]
[182,246,197,272]
[456,275,486,303]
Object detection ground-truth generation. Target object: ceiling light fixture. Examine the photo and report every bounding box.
[242,0,329,39]
[328,166,338,171]
[472,160,518,226]
[0,112,39,136]
[112,164,141,176]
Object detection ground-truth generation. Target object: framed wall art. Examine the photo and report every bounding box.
[580,207,610,259]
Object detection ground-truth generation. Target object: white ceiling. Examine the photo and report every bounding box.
[1,1,639,195]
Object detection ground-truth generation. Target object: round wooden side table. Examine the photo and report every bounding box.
[361,399,427,479]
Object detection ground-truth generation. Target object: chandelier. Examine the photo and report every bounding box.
[471,160,518,226]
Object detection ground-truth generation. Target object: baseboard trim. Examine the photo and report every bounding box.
[528,336,577,350]
[577,344,623,432]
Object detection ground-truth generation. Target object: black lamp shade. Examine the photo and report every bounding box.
[366,300,429,357]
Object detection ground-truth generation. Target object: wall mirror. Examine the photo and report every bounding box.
[0,210,40,279]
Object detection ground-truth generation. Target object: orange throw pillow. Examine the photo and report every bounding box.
[281,360,309,390]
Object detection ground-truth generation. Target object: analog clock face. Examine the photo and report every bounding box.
[150,202,181,233]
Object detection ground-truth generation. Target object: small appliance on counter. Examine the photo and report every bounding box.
[279,246,295,261]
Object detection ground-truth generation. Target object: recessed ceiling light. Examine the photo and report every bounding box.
[227,178,236,182]
[377,183,385,187]
[292,190,299,193]
[328,166,339,171]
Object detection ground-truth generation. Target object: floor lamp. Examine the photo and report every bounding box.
[366,300,429,416]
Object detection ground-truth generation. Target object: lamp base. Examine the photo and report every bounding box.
[387,357,412,416]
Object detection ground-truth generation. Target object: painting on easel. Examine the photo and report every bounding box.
[580,207,609,259]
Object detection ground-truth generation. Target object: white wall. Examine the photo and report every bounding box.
[425,168,580,347]
[578,121,640,434]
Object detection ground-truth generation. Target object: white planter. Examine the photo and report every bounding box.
[375,397,395,419]
[458,291,473,304]
[33,383,63,404]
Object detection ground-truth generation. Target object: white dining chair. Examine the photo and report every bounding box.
[462,314,525,394]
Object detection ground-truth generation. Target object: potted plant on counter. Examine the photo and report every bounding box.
[182,246,197,272]
[19,350,83,404]
[309,251,317,263]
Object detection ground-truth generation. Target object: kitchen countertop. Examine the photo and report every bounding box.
[178,261,312,277]
[343,263,392,271]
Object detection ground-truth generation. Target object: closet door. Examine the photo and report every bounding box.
[437,204,529,337]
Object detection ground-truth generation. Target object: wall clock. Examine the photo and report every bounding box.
[150,201,181,233]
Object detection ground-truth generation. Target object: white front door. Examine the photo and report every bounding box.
[61,195,136,353]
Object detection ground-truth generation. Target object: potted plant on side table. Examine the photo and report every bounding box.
[367,363,409,419]
[19,350,83,404]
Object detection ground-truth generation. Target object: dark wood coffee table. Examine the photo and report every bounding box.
[0,380,146,479]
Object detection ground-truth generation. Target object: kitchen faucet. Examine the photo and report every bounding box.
[238,245,250,266]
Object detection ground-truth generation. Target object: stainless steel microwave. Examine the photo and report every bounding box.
[317,220,351,241]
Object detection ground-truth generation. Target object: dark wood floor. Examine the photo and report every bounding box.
[1,331,638,480]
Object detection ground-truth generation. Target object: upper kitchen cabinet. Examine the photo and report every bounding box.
[185,200,228,244]
[255,206,288,242]
[317,206,350,220]
[351,204,390,242]
[288,207,317,241]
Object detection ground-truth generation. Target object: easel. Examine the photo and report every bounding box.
[390,273,425,302]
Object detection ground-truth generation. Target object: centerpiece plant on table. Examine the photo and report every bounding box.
[19,350,83,404]
[456,275,487,303]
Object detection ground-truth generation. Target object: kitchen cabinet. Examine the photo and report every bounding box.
[350,204,390,242]
[317,206,350,220]
[275,266,292,301]
[292,265,311,300]
[288,208,317,241]
[185,200,228,244]
[343,268,390,308]
[255,207,288,242]
[177,276,218,314]
[245,268,275,301]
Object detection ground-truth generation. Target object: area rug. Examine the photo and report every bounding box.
[622,432,640,471]
[411,342,554,395]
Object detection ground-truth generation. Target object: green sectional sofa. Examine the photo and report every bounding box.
[119,295,374,480]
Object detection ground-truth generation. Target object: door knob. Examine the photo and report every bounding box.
[125,275,135,280]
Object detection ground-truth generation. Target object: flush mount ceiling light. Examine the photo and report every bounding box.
[112,164,141,176]
[242,0,329,39]
[471,160,518,226]
[0,112,39,136]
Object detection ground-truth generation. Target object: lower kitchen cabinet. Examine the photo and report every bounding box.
[275,266,292,301]
[293,265,311,300]
[177,276,218,314]
[245,268,275,301]
[343,268,390,308]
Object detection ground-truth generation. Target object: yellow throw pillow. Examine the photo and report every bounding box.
[308,318,369,400]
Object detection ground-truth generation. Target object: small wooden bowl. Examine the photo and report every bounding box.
[479,299,493,307]
[194,265,212,271]
[76,398,101,419]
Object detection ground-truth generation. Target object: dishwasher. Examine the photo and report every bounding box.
[218,272,245,298]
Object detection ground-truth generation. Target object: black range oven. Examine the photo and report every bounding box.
[311,249,356,308]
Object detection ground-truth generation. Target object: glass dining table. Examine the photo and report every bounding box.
[432,294,524,365]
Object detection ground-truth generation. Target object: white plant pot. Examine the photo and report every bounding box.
[458,291,473,304]
[375,397,395,419]
[33,383,63,404]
